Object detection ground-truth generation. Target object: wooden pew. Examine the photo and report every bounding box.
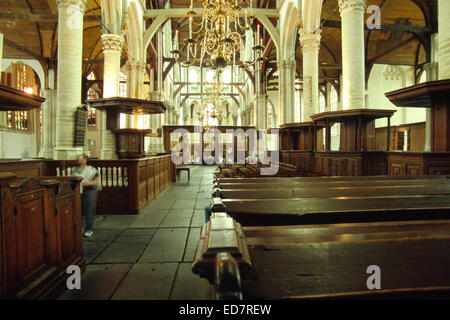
[215,184,450,199]
[212,195,450,225]
[192,212,251,300]
[193,214,450,299]
[244,219,450,299]
[215,175,449,184]
[215,177,450,190]
[0,174,84,299]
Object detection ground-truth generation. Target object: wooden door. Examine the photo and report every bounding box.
[13,189,50,290]
[55,185,79,267]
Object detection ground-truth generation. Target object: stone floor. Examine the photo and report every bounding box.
[60,165,215,300]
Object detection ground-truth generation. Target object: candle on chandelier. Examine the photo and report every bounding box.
[250,0,253,9]
[256,24,260,42]
[189,16,193,38]
[260,37,263,46]
[226,16,230,33]
[244,9,248,26]
[175,29,179,50]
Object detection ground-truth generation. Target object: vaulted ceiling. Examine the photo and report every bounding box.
[0,0,438,86]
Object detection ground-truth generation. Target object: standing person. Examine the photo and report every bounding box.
[73,155,100,237]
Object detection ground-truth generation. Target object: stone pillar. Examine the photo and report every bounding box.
[0,32,3,67]
[300,31,321,121]
[278,60,296,124]
[255,94,267,129]
[100,33,123,159]
[39,69,57,158]
[438,0,450,80]
[339,0,366,110]
[54,0,85,160]
[439,0,450,80]
[0,32,4,157]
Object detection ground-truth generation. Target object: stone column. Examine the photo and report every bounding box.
[255,94,267,129]
[0,32,3,66]
[54,0,85,160]
[0,32,5,157]
[439,0,450,80]
[300,30,321,121]
[39,69,57,158]
[100,33,123,159]
[278,60,296,124]
[339,0,366,110]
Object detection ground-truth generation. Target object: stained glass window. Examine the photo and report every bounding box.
[7,111,29,131]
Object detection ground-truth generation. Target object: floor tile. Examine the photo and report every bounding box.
[93,242,147,264]
[140,228,189,263]
[111,263,178,300]
[59,264,132,300]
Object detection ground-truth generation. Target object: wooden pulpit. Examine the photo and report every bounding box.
[386,79,450,152]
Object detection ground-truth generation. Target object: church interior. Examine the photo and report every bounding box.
[1,0,450,301]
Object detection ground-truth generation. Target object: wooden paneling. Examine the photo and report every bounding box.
[314,152,388,176]
[1,175,84,299]
[0,160,45,177]
[388,152,450,176]
[280,151,315,172]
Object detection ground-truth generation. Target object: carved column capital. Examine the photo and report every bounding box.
[277,60,296,70]
[299,31,322,51]
[339,0,366,14]
[101,34,124,53]
[56,0,85,12]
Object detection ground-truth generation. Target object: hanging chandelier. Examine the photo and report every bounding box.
[198,77,226,130]
[171,0,267,72]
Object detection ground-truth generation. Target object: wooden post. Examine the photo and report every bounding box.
[387,116,391,151]
[326,119,331,151]
[313,121,317,152]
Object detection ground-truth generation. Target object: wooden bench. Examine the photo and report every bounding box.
[211,176,450,226]
[176,166,190,182]
[244,219,450,299]
[192,213,450,299]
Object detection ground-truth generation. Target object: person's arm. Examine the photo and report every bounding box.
[82,176,99,187]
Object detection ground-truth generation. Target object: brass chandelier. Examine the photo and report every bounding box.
[198,78,228,129]
[171,0,266,72]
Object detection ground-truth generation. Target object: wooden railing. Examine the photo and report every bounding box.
[45,154,175,215]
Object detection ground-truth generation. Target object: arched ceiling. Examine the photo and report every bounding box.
[0,0,105,78]
[0,0,437,86]
[295,0,436,83]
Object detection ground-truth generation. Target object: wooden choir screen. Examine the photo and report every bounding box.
[45,155,175,215]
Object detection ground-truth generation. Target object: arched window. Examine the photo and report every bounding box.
[87,71,96,81]
[189,68,198,83]
[86,87,98,126]
[7,63,34,131]
[119,72,127,97]
[330,86,339,136]
[267,100,273,128]
[319,93,326,113]
[330,85,338,111]
[223,69,231,83]
[206,70,215,83]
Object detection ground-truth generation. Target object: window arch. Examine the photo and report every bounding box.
[119,72,127,97]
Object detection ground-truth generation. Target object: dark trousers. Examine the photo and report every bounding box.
[81,189,98,231]
[205,206,212,223]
